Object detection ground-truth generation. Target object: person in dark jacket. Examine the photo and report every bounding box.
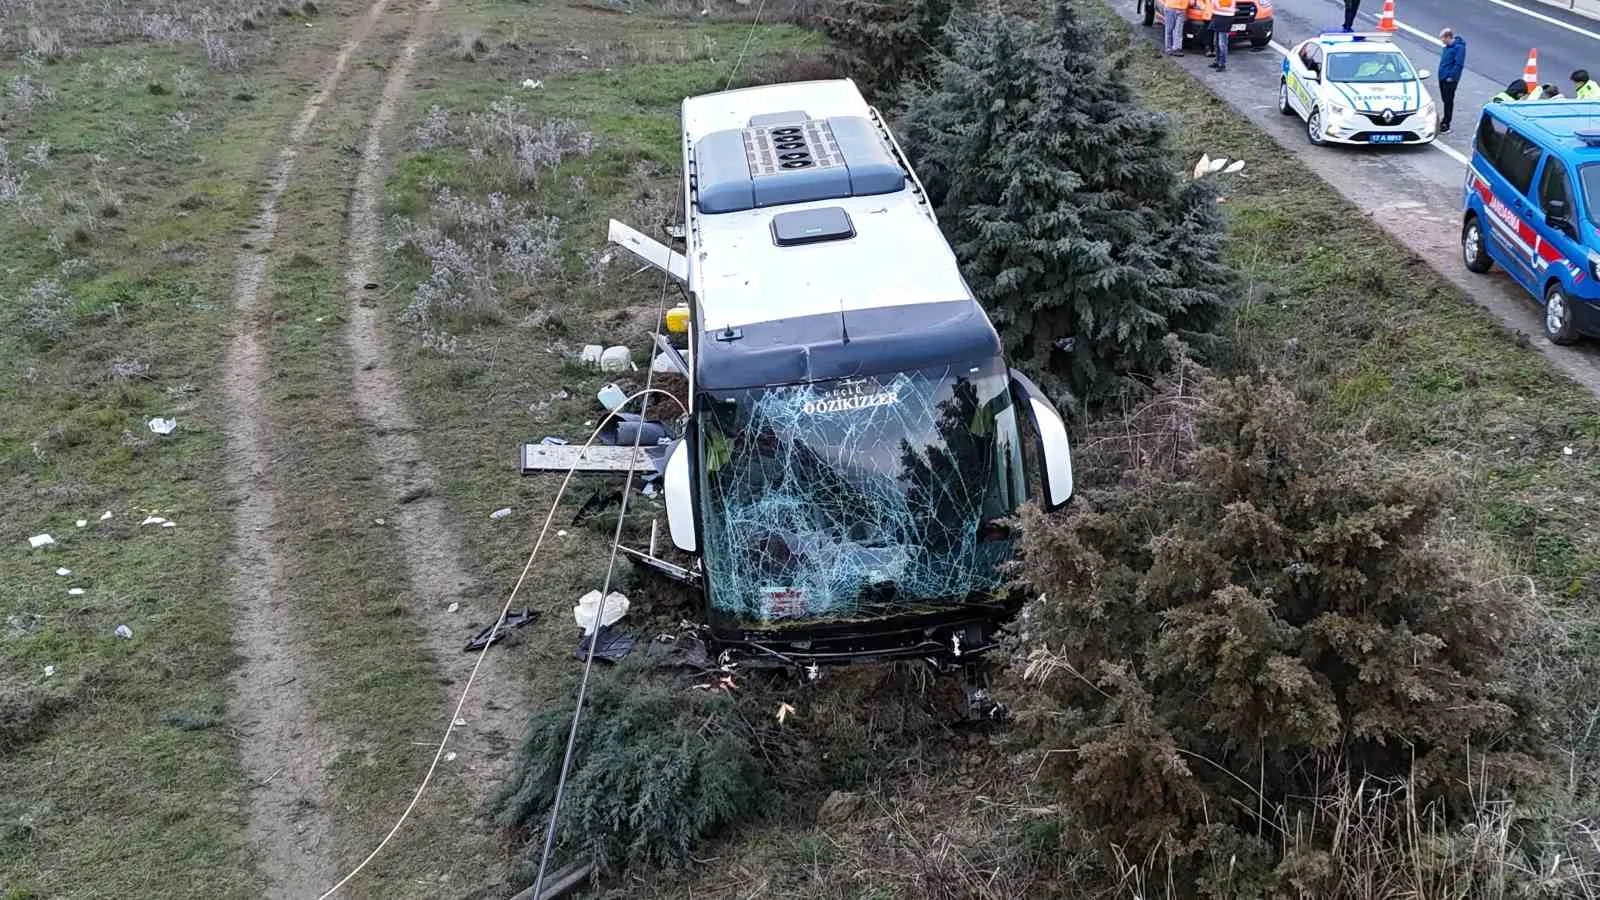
[1437,29,1466,132]
[1343,0,1360,31]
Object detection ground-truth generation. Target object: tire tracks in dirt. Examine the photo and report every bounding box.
[342,0,528,795]
[221,2,392,895]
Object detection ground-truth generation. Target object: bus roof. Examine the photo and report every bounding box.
[680,80,976,335]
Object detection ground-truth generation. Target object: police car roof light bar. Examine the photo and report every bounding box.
[1316,30,1393,42]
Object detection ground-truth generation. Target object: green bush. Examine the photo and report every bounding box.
[899,1,1232,408]
[817,0,966,100]
[494,662,770,874]
[1004,361,1551,892]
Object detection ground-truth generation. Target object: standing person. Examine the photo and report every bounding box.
[1342,0,1360,32]
[1436,28,1465,132]
[1162,0,1188,57]
[1573,69,1600,99]
[1209,0,1236,71]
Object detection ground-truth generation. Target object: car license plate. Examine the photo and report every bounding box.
[1368,133,1404,144]
[1231,22,1246,31]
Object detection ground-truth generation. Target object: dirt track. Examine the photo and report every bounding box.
[218,1,521,894]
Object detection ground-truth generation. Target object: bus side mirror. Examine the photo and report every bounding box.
[1009,369,1074,511]
[665,439,696,552]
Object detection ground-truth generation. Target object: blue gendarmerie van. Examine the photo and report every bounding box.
[1464,99,1600,344]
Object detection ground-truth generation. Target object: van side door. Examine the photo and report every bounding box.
[1532,155,1584,292]
[1471,115,1544,290]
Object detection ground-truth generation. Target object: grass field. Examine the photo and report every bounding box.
[5,0,1600,896]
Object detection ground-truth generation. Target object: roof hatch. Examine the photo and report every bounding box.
[693,114,906,214]
[770,207,855,246]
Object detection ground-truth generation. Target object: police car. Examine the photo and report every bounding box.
[1278,33,1438,146]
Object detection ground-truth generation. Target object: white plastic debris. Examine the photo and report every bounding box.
[1224,159,1246,174]
[597,383,626,411]
[55,567,70,576]
[598,345,632,373]
[453,718,467,727]
[162,521,176,528]
[114,624,133,639]
[557,529,569,537]
[99,511,112,521]
[141,516,167,526]
[43,665,55,678]
[573,590,629,635]
[67,588,85,596]
[521,78,543,90]
[447,602,460,613]
[1564,446,1575,456]
[75,519,87,528]
[147,417,177,435]
[580,344,604,367]
[445,751,457,762]
[1208,156,1228,174]
[490,508,512,519]
[1193,154,1211,180]
[28,534,55,549]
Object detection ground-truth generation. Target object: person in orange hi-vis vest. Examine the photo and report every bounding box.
[1208,0,1236,71]
[1161,0,1188,57]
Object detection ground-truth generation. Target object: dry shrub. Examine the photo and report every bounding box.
[1004,355,1555,895]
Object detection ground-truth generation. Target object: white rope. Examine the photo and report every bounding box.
[316,386,687,899]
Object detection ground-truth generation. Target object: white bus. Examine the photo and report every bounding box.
[610,78,1075,674]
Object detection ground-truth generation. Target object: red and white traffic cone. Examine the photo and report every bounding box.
[1377,0,1397,32]
[1525,48,1539,94]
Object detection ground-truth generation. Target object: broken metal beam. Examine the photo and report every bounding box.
[519,443,659,475]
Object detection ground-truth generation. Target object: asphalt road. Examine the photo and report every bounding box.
[1111,0,1600,396]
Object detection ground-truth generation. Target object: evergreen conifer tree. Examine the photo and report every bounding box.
[900,0,1233,407]
[819,0,966,99]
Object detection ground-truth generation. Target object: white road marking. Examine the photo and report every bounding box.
[1482,0,1600,43]
[1265,37,1470,166]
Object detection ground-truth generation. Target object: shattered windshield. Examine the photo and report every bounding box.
[697,358,1026,627]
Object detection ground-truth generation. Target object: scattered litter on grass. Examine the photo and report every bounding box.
[43,665,55,678]
[777,701,796,724]
[374,518,386,525]
[463,608,539,652]
[445,751,457,762]
[521,78,543,89]
[75,519,87,528]
[557,529,569,537]
[1565,446,1575,455]
[115,625,133,639]
[453,718,467,727]
[597,382,626,411]
[141,516,167,526]
[599,345,632,373]
[1224,159,1246,174]
[551,388,570,401]
[580,344,604,367]
[162,522,176,528]
[147,417,177,435]
[573,590,629,635]
[68,588,85,596]
[490,508,512,519]
[575,625,635,662]
[447,602,460,613]
[28,534,55,549]
[100,511,112,521]
[540,435,569,445]
[55,568,70,576]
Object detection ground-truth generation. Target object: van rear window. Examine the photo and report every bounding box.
[1476,115,1506,162]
